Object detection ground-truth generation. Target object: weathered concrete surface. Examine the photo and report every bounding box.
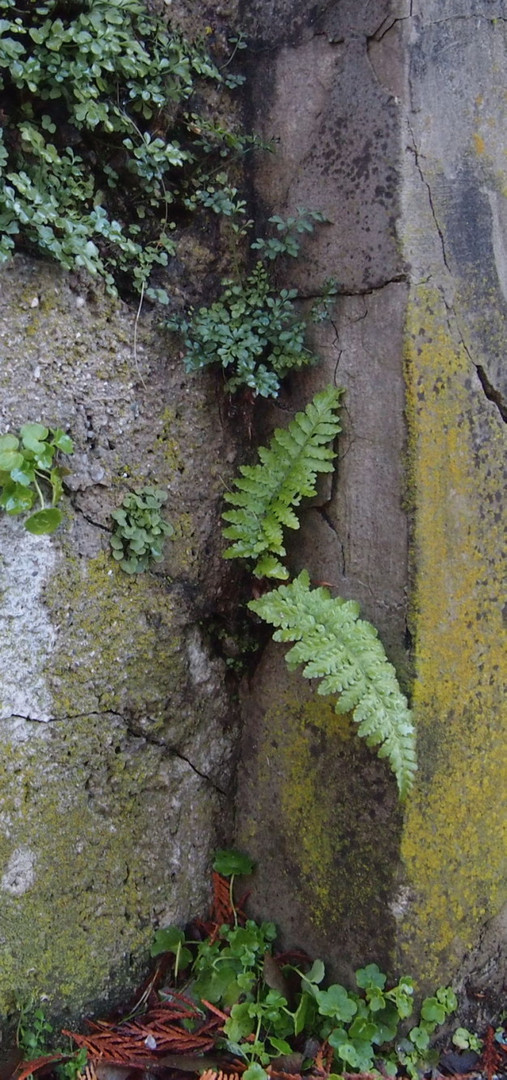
[1,0,506,1025]
[236,0,411,981]
[236,0,507,1002]
[0,258,237,1019]
[397,0,507,998]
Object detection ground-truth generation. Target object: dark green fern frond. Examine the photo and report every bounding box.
[222,385,343,579]
[248,570,416,798]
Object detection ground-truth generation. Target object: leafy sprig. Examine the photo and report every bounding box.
[249,570,416,798]
[166,211,333,397]
[110,487,174,573]
[0,422,73,534]
[222,385,342,578]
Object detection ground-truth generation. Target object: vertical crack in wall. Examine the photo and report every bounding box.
[475,365,507,423]
[407,128,451,273]
[408,126,507,425]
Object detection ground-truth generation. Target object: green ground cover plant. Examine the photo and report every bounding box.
[15,855,493,1080]
[146,854,463,1080]
[16,1000,87,1080]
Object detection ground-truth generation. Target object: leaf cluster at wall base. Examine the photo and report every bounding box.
[12,855,487,1080]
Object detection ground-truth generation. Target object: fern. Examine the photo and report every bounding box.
[222,385,343,579]
[248,570,416,798]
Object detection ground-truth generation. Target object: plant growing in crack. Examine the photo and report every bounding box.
[110,487,174,573]
[165,211,338,398]
[222,386,416,797]
[0,423,73,534]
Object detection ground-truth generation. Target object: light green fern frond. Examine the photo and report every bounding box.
[248,570,416,798]
[222,385,343,579]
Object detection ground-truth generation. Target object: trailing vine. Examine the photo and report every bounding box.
[0,0,249,301]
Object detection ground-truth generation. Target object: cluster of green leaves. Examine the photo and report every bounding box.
[0,422,73,534]
[166,211,335,397]
[249,570,416,799]
[0,0,248,300]
[110,487,173,573]
[452,1026,483,1052]
[222,385,342,578]
[151,853,457,1080]
[16,1002,87,1080]
[298,961,457,1079]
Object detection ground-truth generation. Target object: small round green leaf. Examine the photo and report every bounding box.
[20,422,49,450]
[150,926,185,957]
[0,449,24,471]
[316,984,357,1022]
[356,963,387,990]
[304,959,326,985]
[24,508,63,534]
[51,429,74,453]
[0,434,19,450]
[421,997,446,1025]
[213,849,255,877]
[10,464,35,486]
[1,483,36,514]
[243,1064,268,1080]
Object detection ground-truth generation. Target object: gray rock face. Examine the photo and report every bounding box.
[0,258,238,1019]
[236,0,507,1003]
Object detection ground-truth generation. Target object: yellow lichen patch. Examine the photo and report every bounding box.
[0,716,156,1016]
[473,132,486,156]
[400,287,507,984]
[277,698,349,927]
[251,687,402,952]
[155,407,185,474]
[44,551,185,721]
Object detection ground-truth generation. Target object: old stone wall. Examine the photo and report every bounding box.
[0,259,238,1020]
[0,0,506,1026]
[236,0,507,1003]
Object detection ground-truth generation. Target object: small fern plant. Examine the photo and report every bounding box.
[222,384,416,797]
[249,571,416,798]
[222,385,343,579]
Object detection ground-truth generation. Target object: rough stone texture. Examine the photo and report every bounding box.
[236,0,507,1003]
[1,0,506,1026]
[397,0,507,997]
[236,0,411,978]
[0,258,238,1020]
